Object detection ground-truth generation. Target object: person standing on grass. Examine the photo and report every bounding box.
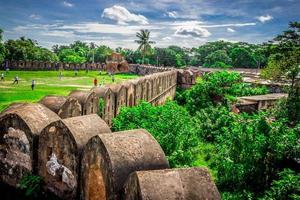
[94,78,98,86]
[31,80,35,90]
[74,69,78,76]
[59,71,62,80]
[112,74,115,82]
[13,75,19,84]
[1,73,4,81]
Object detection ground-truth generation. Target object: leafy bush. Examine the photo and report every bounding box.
[192,106,237,142]
[17,174,42,198]
[262,169,300,200]
[113,101,198,167]
[185,71,268,114]
[214,113,300,194]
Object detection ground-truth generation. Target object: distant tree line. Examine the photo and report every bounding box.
[0,21,298,70]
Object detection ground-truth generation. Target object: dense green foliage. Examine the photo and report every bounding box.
[113,101,198,167]
[262,169,300,199]
[18,174,43,197]
[113,69,300,199]
[2,22,298,70]
[262,22,300,124]
[0,29,6,64]
[182,71,268,114]
[204,50,232,68]
[4,37,58,62]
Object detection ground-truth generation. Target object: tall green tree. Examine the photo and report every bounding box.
[204,50,232,68]
[262,21,300,124]
[135,29,155,64]
[230,47,256,68]
[5,37,57,61]
[0,28,6,64]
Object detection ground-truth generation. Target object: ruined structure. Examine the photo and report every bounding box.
[0,103,60,186]
[80,129,169,200]
[91,87,115,126]
[235,93,288,113]
[124,167,221,200]
[108,84,127,116]
[0,65,224,199]
[177,69,198,89]
[38,114,111,199]
[39,95,82,119]
[68,90,98,115]
[128,64,173,75]
[106,53,129,73]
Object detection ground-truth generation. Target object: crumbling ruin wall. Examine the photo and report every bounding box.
[91,87,115,126]
[38,114,111,199]
[68,90,98,115]
[124,167,221,200]
[80,129,169,200]
[39,95,82,119]
[0,103,60,187]
[128,64,173,75]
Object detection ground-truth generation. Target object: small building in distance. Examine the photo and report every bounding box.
[106,52,129,73]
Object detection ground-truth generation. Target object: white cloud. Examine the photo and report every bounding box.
[162,36,172,41]
[227,28,235,33]
[166,11,178,18]
[257,15,273,23]
[102,5,148,25]
[42,30,75,37]
[175,26,211,38]
[29,14,41,20]
[63,1,74,8]
[199,23,256,28]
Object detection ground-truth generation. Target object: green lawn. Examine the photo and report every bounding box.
[0,70,138,111]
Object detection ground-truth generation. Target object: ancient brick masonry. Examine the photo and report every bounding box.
[2,53,128,73]
[124,167,221,200]
[39,95,82,119]
[0,65,217,199]
[38,114,111,199]
[0,103,220,199]
[88,70,179,126]
[0,103,60,187]
[68,90,98,115]
[80,129,170,200]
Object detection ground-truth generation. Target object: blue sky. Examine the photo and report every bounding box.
[0,0,299,49]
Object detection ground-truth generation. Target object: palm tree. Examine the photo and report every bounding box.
[89,42,97,63]
[135,29,155,64]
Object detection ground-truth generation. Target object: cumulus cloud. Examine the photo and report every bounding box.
[166,11,178,18]
[227,28,235,32]
[257,15,273,23]
[162,36,172,41]
[102,5,148,25]
[29,14,41,20]
[63,1,73,8]
[175,26,211,38]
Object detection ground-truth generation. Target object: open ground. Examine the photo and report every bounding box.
[0,70,138,111]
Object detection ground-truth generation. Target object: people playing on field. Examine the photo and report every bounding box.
[94,78,98,86]
[74,69,78,76]
[31,80,35,90]
[1,73,4,81]
[13,75,19,84]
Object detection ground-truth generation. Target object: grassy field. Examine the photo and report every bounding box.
[0,70,138,111]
